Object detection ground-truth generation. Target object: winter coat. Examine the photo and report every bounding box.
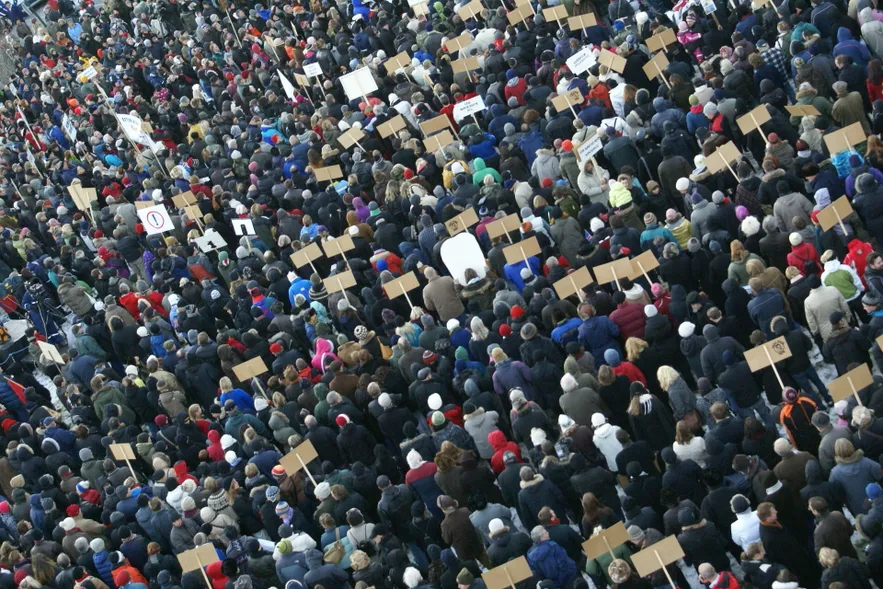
[774,192,814,233]
[58,282,94,317]
[531,149,561,182]
[805,285,850,340]
[830,450,882,515]
[832,91,872,134]
[699,326,744,383]
[690,199,715,239]
[821,557,873,589]
[518,475,568,530]
[550,217,583,267]
[440,507,484,561]
[487,530,533,568]
[463,409,500,459]
[492,358,536,401]
[592,422,624,470]
[629,395,677,453]
[677,520,730,574]
[667,376,696,421]
[422,276,464,323]
[559,387,608,427]
[526,540,577,587]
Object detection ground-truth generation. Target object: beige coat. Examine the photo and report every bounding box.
[422,276,465,323]
[804,285,850,340]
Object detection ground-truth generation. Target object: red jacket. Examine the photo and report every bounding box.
[504,77,528,106]
[786,242,821,274]
[843,238,873,288]
[488,430,521,473]
[609,303,646,341]
[612,361,647,386]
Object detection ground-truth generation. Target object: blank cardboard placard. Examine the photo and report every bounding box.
[279,439,319,476]
[182,204,202,222]
[502,236,541,265]
[598,49,626,73]
[817,196,855,232]
[643,51,670,81]
[324,271,357,293]
[384,52,411,74]
[452,56,481,74]
[177,543,220,573]
[506,4,532,24]
[172,191,197,208]
[293,72,310,87]
[646,28,677,53]
[291,242,324,269]
[824,121,867,155]
[568,13,597,28]
[583,521,629,561]
[424,130,455,152]
[37,340,65,364]
[444,32,473,53]
[745,336,792,372]
[413,1,429,15]
[109,443,136,460]
[736,105,772,136]
[481,556,532,589]
[135,200,155,210]
[553,266,594,300]
[445,208,479,236]
[593,257,634,286]
[785,105,820,117]
[705,141,741,174]
[829,362,874,403]
[630,249,660,278]
[339,68,378,102]
[457,0,483,19]
[321,234,355,258]
[314,165,343,182]
[67,185,90,213]
[377,115,407,138]
[551,89,585,114]
[232,218,256,236]
[631,535,685,578]
[385,272,420,299]
[420,114,453,137]
[337,127,366,150]
[232,357,269,381]
[542,4,567,21]
[486,213,521,240]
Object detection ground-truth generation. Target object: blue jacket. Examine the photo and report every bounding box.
[504,257,541,293]
[747,289,795,338]
[834,27,870,66]
[93,550,116,589]
[527,540,577,587]
[551,317,582,344]
[288,277,312,306]
[219,389,256,413]
[0,380,26,421]
[578,316,621,367]
[640,224,677,255]
[44,425,77,458]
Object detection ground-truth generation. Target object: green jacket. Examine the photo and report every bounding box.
[92,386,135,422]
[472,158,503,185]
[74,333,107,361]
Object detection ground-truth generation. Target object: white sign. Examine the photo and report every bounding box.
[118,114,152,144]
[61,114,77,141]
[279,72,298,101]
[700,0,717,12]
[339,68,379,102]
[137,204,174,235]
[232,219,256,236]
[577,134,603,162]
[440,232,488,285]
[81,66,97,80]
[304,63,323,78]
[407,0,423,6]
[566,46,597,76]
[193,229,227,253]
[453,96,487,122]
[26,149,36,167]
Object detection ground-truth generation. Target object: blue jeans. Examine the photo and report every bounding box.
[793,367,832,405]
[736,399,777,432]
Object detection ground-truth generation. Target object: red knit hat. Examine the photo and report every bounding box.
[499,325,512,337]
[510,306,525,319]
[269,342,283,354]
[335,414,350,427]
[403,168,414,179]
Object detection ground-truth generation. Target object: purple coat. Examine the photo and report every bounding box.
[492,358,536,401]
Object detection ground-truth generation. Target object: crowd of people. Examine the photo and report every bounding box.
[0,0,883,587]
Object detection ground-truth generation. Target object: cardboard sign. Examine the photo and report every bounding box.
[290,242,324,269]
[424,130,455,152]
[232,219,256,237]
[314,165,343,182]
[321,234,355,258]
[502,236,541,265]
[384,52,411,74]
[137,204,174,235]
[420,114,454,136]
[646,28,677,53]
[705,141,741,175]
[736,105,772,136]
[109,443,136,461]
[486,213,521,240]
[172,190,197,208]
[324,270,357,293]
[337,127,366,150]
[413,2,429,15]
[824,121,867,154]
[553,266,594,300]
[752,0,771,8]
[631,535,685,578]
[232,357,269,381]
[385,271,420,299]
[177,544,220,574]
[506,4,532,24]
[785,104,820,117]
[38,341,65,364]
[568,13,597,28]
[643,51,670,81]
[339,68,378,102]
[452,56,482,74]
[598,49,626,73]
[583,521,630,561]
[453,96,486,121]
[457,0,483,20]
[576,134,603,162]
[593,257,634,286]
[816,196,855,232]
[293,72,311,87]
[135,200,155,210]
[551,89,584,114]
[566,46,597,76]
[444,33,473,53]
[745,336,792,372]
[193,230,227,253]
[630,249,659,280]
[829,362,874,403]
[542,4,567,21]
[445,208,479,236]
[68,185,96,214]
[303,62,323,78]
[279,440,319,477]
[377,115,407,138]
[482,556,532,589]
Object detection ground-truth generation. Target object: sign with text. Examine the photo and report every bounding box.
[576,134,603,162]
[232,218,256,237]
[551,89,584,114]
[453,96,486,121]
[303,62,323,78]
[566,46,597,76]
[194,230,227,253]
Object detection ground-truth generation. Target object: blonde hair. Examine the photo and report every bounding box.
[656,366,680,391]
[434,441,462,472]
[819,547,840,568]
[834,438,855,461]
[624,337,648,362]
[219,377,233,392]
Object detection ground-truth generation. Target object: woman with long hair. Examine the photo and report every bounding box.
[657,366,697,423]
[624,337,665,398]
[469,316,501,362]
[434,442,466,505]
[580,492,618,538]
[627,382,676,454]
[866,134,883,170]
[672,420,708,467]
[728,239,766,286]
[742,415,781,468]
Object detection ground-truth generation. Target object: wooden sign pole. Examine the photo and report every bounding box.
[226,9,242,47]
[848,375,864,406]
[654,62,671,89]
[336,242,352,272]
[636,261,651,284]
[833,206,847,234]
[611,267,621,290]
[750,113,770,147]
[654,551,677,589]
[763,346,785,390]
[602,536,615,559]
[503,568,516,589]
[569,276,586,302]
[296,454,318,485]
[195,553,212,589]
[403,290,415,310]
[252,376,269,400]
[566,95,578,118]
[519,246,532,275]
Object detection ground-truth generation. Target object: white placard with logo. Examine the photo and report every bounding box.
[566,46,597,76]
[232,219,256,236]
[137,204,174,235]
[453,96,487,122]
[339,68,379,102]
[304,63,323,78]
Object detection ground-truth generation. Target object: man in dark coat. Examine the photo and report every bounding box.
[677,504,731,575]
[438,495,485,563]
[487,519,533,567]
[661,447,706,506]
[517,467,569,531]
[758,501,822,589]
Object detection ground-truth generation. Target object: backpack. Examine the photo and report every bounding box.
[351,525,376,556]
[795,252,820,275]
